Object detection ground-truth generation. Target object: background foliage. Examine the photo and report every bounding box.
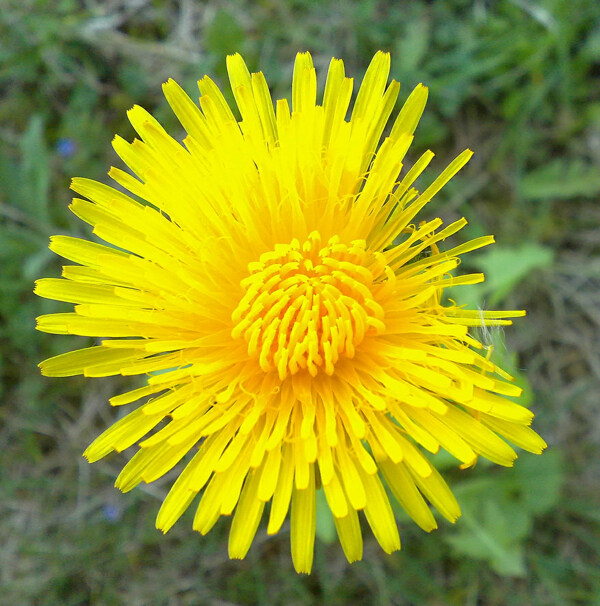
[1,0,599,604]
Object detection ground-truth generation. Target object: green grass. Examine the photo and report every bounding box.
[1,0,600,604]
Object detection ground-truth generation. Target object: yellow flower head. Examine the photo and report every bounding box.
[35,52,546,573]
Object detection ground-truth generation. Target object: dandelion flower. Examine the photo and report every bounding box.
[35,52,546,573]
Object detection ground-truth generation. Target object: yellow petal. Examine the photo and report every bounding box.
[290,464,316,574]
[229,469,266,559]
[333,508,363,564]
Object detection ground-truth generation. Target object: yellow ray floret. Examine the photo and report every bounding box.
[35,51,546,574]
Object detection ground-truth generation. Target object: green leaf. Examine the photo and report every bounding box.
[522,159,600,201]
[446,476,530,576]
[395,16,430,73]
[22,247,55,282]
[205,9,245,58]
[446,515,527,577]
[19,114,50,224]
[0,152,22,207]
[445,451,564,576]
[455,243,554,307]
[582,26,600,61]
[510,449,564,515]
[0,225,41,259]
[479,244,554,305]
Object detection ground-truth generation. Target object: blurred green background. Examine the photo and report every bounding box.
[1,0,599,604]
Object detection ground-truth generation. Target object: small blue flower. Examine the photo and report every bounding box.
[102,503,120,522]
[55,138,77,158]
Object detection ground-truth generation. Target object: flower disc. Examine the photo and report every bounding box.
[232,232,387,379]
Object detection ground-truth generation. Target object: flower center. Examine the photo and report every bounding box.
[231,231,386,379]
